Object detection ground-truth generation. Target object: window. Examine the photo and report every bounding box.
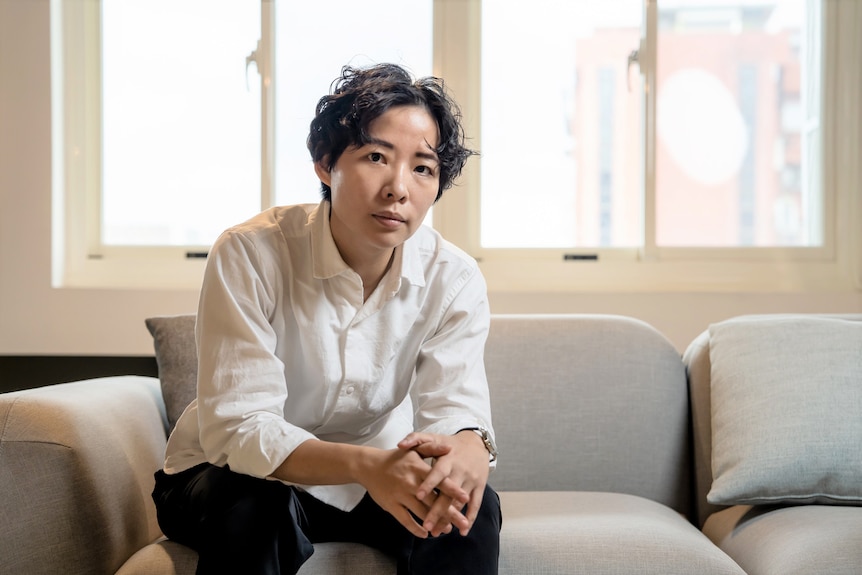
[479,0,643,249]
[477,1,821,248]
[101,1,261,248]
[653,1,820,248]
[52,0,431,287]
[53,0,861,292]
[437,0,860,292]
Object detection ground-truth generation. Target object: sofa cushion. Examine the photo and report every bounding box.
[499,491,745,574]
[115,539,396,575]
[485,314,692,517]
[116,493,747,575]
[145,314,198,431]
[707,316,862,506]
[703,504,862,575]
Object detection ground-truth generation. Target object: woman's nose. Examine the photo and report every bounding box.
[385,166,409,202]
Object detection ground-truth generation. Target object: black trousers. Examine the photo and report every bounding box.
[153,463,502,575]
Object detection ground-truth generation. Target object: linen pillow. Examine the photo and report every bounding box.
[707,315,862,506]
[145,314,198,431]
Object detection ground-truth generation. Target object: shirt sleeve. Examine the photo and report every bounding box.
[195,228,316,479]
[411,263,496,450]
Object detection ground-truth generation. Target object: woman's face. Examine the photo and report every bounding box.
[316,105,440,271]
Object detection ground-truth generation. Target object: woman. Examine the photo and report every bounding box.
[153,63,501,575]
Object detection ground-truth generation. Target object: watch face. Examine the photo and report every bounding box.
[476,427,497,461]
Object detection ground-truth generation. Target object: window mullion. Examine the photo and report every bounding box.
[827,0,862,288]
[802,0,823,248]
[641,0,658,260]
[431,0,480,253]
[260,1,275,211]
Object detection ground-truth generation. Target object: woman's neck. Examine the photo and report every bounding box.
[356,248,395,302]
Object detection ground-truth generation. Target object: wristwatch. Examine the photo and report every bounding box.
[461,426,498,462]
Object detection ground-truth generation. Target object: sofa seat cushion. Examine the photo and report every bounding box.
[116,538,396,575]
[117,492,745,575]
[703,504,862,575]
[499,491,745,575]
[116,539,199,575]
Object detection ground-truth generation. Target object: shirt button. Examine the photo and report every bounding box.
[345,386,355,395]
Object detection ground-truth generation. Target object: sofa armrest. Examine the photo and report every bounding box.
[0,376,168,575]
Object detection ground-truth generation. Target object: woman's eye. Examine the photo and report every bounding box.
[416,165,433,175]
[369,152,383,162]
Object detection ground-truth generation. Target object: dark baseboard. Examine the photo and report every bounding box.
[0,355,159,394]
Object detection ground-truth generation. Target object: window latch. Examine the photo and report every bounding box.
[245,39,261,91]
[626,48,639,93]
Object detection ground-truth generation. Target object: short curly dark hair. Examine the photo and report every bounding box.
[307,63,476,202]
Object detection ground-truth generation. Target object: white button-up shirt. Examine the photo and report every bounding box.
[164,201,494,511]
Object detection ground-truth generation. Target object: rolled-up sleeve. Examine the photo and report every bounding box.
[195,229,316,479]
[411,264,495,446]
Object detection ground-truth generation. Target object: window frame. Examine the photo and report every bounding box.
[52,0,862,292]
[434,0,861,293]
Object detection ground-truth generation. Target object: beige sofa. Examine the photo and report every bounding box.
[2,313,860,574]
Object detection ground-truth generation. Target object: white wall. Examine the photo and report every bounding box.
[2,0,860,357]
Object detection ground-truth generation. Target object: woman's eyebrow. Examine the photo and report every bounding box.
[366,137,439,162]
[416,149,439,162]
[366,137,395,150]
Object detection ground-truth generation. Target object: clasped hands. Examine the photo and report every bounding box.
[361,430,490,539]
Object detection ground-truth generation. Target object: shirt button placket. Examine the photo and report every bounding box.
[341,324,363,406]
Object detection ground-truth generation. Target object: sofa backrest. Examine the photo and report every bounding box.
[144,313,694,518]
[485,314,692,518]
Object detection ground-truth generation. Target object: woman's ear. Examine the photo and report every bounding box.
[314,159,332,188]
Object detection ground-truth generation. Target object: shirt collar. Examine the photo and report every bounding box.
[399,232,426,288]
[310,200,350,279]
[310,200,426,288]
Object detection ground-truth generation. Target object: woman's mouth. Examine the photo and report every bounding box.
[373,213,405,228]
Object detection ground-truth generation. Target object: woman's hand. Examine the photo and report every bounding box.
[397,431,491,537]
[273,431,488,539]
[356,442,469,538]
[273,437,473,539]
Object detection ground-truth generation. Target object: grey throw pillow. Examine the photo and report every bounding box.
[707,316,862,506]
[145,314,198,431]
